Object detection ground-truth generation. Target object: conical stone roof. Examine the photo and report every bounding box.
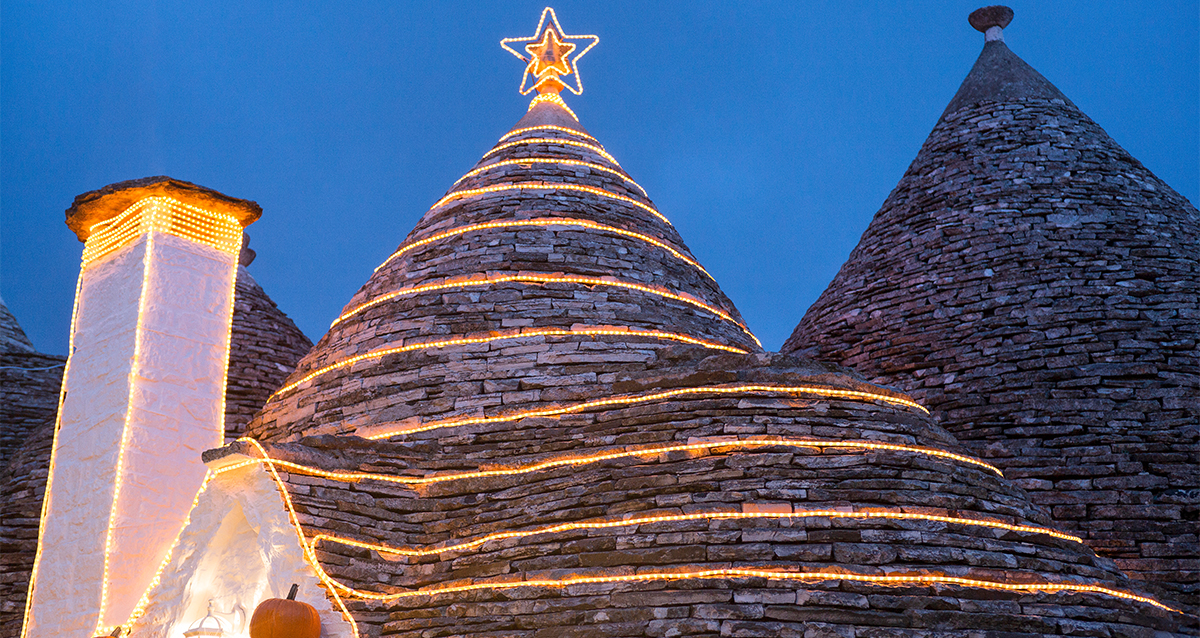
[222,52,1195,631]
[223,267,313,441]
[249,100,762,442]
[0,297,37,355]
[784,8,1199,606]
[204,352,1191,638]
[0,300,65,636]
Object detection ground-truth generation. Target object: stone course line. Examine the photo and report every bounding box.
[373,218,710,278]
[215,439,1182,626]
[324,566,1182,614]
[243,436,1003,483]
[272,327,749,397]
[453,158,648,197]
[361,383,930,440]
[482,137,620,166]
[310,509,1084,558]
[498,125,599,143]
[329,272,761,346]
[431,182,670,225]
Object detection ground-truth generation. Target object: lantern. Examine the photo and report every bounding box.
[249,584,320,638]
[182,601,229,638]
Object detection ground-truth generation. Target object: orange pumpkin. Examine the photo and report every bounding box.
[249,584,321,638]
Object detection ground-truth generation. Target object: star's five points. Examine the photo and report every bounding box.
[501,8,599,96]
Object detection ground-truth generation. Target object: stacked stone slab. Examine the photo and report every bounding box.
[0,300,64,636]
[210,351,1190,637]
[236,98,1193,635]
[0,416,55,638]
[0,273,308,637]
[783,9,1199,607]
[225,267,313,440]
[248,100,761,442]
[0,299,65,469]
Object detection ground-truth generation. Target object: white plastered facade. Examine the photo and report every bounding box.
[127,461,355,638]
[26,231,240,636]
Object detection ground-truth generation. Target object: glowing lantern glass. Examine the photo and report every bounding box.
[182,601,229,638]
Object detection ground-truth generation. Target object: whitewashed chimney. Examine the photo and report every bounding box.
[24,178,260,637]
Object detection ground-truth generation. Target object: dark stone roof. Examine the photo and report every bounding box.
[0,298,64,474]
[0,299,37,355]
[248,100,761,442]
[942,39,1071,117]
[211,353,1190,637]
[784,18,1199,606]
[224,267,313,441]
[0,418,54,638]
[0,301,63,637]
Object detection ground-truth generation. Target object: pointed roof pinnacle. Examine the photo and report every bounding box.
[942,6,1071,117]
[969,6,1014,42]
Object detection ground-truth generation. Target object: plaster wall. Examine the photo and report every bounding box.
[104,233,238,627]
[129,462,353,638]
[26,239,146,637]
[26,232,240,636]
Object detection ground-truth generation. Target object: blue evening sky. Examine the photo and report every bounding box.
[3,1,1197,355]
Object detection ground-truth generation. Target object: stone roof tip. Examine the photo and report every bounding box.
[941,7,1071,118]
[506,97,593,138]
[65,176,263,242]
[969,6,1014,42]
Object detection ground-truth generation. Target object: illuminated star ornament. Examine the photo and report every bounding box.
[501,7,599,96]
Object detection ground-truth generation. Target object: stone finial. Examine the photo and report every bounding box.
[969,6,1013,42]
[239,232,256,267]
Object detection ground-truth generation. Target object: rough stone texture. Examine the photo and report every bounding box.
[215,352,1193,637]
[0,300,63,637]
[784,37,1200,607]
[0,416,55,638]
[0,299,65,470]
[240,100,1193,634]
[224,267,313,440]
[248,101,761,443]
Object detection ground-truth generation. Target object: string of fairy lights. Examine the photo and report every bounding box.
[355,382,930,441]
[81,197,242,267]
[452,157,649,198]
[373,218,711,278]
[226,438,1177,614]
[55,8,1186,637]
[96,430,1182,638]
[327,272,761,347]
[232,435,1005,481]
[310,509,1084,559]
[270,327,751,398]
[26,194,244,638]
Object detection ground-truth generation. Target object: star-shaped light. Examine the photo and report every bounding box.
[501,7,599,96]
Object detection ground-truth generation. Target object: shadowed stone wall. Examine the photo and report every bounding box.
[786,42,1199,606]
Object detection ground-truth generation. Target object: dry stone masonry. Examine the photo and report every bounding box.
[0,300,64,637]
[211,351,1190,637]
[3,7,1196,636]
[238,93,1195,635]
[785,9,1199,609]
[248,101,760,444]
[225,267,313,440]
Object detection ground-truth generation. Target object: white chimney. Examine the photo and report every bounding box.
[23,178,260,637]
